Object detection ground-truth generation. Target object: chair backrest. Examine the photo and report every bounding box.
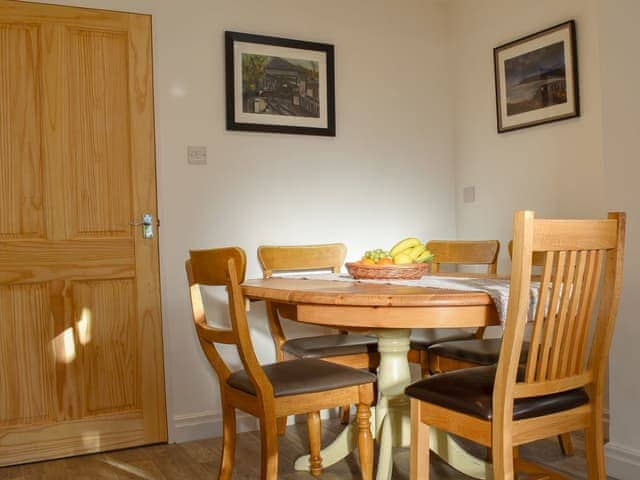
[257,243,348,340]
[257,243,347,278]
[426,240,500,274]
[496,211,625,418]
[508,240,546,267]
[186,247,274,398]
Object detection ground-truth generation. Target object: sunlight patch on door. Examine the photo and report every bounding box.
[53,327,76,364]
[77,307,92,345]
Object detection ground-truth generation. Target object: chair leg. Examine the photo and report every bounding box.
[585,422,606,479]
[357,402,373,480]
[276,416,287,436]
[218,402,236,480]
[558,433,574,456]
[307,411,323,476]
[492,429,515,480]
[341,404,351,424]
[410,398,429,480]
[420,351,430,377]
[259,415,279,480]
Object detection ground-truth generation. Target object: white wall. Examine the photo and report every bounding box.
[25,0,458,442]
[447,0,640,477]
[157,0,459,442]
[447,0,605,273]
[597,1,640,477]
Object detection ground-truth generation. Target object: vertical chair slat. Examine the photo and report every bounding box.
[549,250,577,380]
[569,250,597,375]
[573,250,604,375]
[559,250,588,378]
[573,251,593,374]
[537,251,566,381]
[525,251,554,383]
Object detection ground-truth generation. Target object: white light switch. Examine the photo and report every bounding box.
[188,146,207,165]
[463,185,475,203]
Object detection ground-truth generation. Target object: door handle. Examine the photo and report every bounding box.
[129,213,155,239]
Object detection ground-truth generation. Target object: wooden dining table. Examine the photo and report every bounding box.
[242,274,501,480]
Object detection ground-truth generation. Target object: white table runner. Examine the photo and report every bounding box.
[290,273,540,326]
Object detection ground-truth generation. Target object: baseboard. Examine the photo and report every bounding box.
[172,410,258,443]
[171,407,341,444]
[605,442,640,479]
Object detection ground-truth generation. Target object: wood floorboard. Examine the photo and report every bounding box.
[0,419,616,479]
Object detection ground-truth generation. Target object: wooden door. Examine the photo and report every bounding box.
[0,1,166,465]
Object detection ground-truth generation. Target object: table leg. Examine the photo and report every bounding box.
[374,328,493,480]
[373,328,412,480]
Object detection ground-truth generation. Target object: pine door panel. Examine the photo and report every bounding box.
[0,284,55,427]
[0,1,165,465]
[0,23,44,240]
[75,279,139,416]
[67,28,132,239]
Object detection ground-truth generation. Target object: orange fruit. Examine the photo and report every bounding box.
[377,257,393,265]
[361,258,375,265]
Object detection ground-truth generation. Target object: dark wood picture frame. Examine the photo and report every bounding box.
[494,20,580,133]
[225,31,336,136]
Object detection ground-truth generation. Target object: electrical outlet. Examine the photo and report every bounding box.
[188,146,207,165]
[463,186,475,203]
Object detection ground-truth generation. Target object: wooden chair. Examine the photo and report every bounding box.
[407,211,626,480]
[186,247,375,479]
[258,244,379,430]
[407,240,500,376]
[427,239,575,456]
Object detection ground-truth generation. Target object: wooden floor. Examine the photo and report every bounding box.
[0,418,615,479]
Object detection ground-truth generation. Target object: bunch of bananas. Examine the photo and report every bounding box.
[389,237,434,265]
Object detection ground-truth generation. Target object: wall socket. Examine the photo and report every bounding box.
[187,146,207,165]
[463,185,475,203]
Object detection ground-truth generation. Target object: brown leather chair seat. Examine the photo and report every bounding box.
[405,365,588,421]
[409,331,476,351]
[427,338,530,366]
[282,334,377,359]
[228,358,377,397]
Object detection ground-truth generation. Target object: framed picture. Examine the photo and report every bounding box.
[494,20,579,133]
[225,31,336,136]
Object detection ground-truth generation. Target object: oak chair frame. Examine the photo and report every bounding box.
[511,240,574,455]
[427,239,574,456]
[186,247,374,479]
[410,211,626,480]
[408,240,500,376]
[258,243,380,431]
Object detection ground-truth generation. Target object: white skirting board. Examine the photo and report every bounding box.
[171,407,342,444]
[606,442,640,480]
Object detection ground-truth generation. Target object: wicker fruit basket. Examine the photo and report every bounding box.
[345,262,431,280]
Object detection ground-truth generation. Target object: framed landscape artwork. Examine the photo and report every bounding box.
[494,20,579,133]
[225,31,336,136]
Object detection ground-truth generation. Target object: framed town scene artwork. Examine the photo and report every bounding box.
[494,20,579,133]
[225,31,336,136]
